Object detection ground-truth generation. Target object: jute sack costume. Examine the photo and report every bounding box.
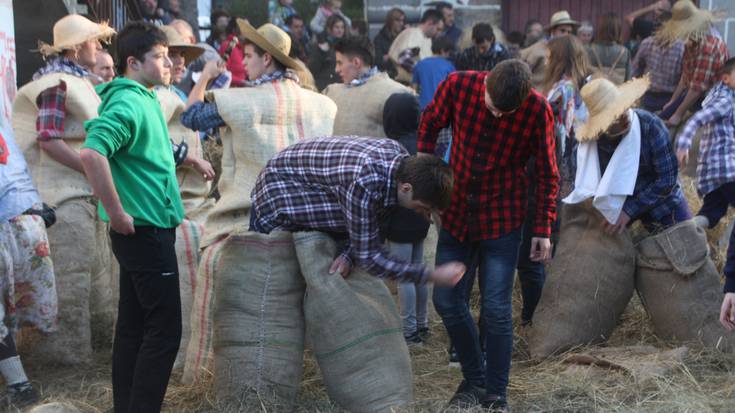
[324,72,412,138]
[13,72,114,364]
[212,230,305,410]
[636,220,734,351]
[294,232,413,412]
[183,79,337,383]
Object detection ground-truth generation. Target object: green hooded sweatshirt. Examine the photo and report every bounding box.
[83,77,184,228]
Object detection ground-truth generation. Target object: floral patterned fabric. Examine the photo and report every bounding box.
[547,77,588,198]
[0,215,57,338]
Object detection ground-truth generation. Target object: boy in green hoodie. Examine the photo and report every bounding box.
[80,22,184,413]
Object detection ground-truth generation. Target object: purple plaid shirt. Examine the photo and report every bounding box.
[677,82,735,196]
[250,136,430,283]
[632,37,684,94]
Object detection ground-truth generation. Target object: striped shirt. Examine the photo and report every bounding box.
[250,136,429,283]
[677,82,735,196]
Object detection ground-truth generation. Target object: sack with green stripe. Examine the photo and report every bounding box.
[293,232,413,412]
[212,230,305,409]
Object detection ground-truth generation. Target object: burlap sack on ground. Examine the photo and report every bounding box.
[529,201,637,358]
[90,219,114,348]
[293,232,412,412]
[212,231,305,410]
[636,220,734,351]
[173,219,205,370]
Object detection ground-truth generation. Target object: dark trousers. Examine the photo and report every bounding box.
[698,183,735,279]
[641,91,673,113]
[516,214,546,324]
[110,227,181,413]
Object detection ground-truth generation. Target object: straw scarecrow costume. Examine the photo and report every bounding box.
[11,14,116,365]
[521,11,580,90]
[179,20,336,383]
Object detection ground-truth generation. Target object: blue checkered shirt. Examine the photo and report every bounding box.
[619,109,683,221]
[677,82,735,196]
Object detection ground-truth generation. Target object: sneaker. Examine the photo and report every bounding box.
[404,332,423,347]
[7,382,39,409]
[448,345,460,367]
[418,326,430,339]
[448,380,485,408]
[482,395,509,412]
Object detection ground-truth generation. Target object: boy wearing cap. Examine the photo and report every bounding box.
[12,14,116,365]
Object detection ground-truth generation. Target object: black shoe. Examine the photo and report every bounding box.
[7,382,39,409]
[482,395,509,412]
[448,380,485,408]
[418,326,430,339]
[404,332,423,347]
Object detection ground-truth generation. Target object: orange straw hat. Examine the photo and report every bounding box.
[577,76,651,142]
[38,14,116,56]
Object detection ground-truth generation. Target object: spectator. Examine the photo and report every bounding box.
[351,19,368,37]
[308,14,347,91]
[160,25,205,99]
[455,23,510,72]
[174,18,233,96]
[269,0,297,32]
[160,0,180,19]
[624,0,672,43]
[91,49,115,84]
[412,36,455,110]
[587,12,630,85]
[170,18,198,43]
[206,9,230,50]
[138,0,166,25]
[374,8,406,78]
[504,31,525,59]
[523,19,544,47]
[287,33,317,91]
[521,11,580,90]
[578,21,594,45]
[632,11,684,112]
[436,2,463,48]
[626,17,655,59]
[657,0,729,127]
[388,9,443,84]
[310,0,352,35]
[286,15,310,60]
[218,17,248,87]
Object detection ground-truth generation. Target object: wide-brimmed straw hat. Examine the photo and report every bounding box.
[545,11,580,32]
[236,19,300,71]
[655,0,716,45]
[577,76,650,142]
[160,25,204,65]
[38,14,116,56]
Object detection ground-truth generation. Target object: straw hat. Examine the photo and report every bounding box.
[655,0,715,45]
[38,14,116,56]
[577,76,650,142]
[236,19,300,71]
[160,25,204,65]
[545,11,580,32]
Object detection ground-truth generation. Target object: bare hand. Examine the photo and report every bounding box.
[604,211,631,235]
[192,158,215,180]
[110,211,135,235]
[666,113,682,127]
[318,42,329,52]
[201,60,225,82]
[654,0,671,12]
[720,293,735,331]
[329,255,352,278]
[530,237,552,262]
[676,148,689,168]
[429,262,466,287]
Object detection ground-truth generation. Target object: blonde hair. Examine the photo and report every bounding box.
[543,34,591,94]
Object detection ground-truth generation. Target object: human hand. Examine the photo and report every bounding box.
[666,112,682,127]
[429,262,466,287]
[604,212,631,235]
[191,157,215,180]
[318,42,329,52]
[201,60,225,82]
[719,293,735,331]
[329,255,352,278]
[654,0,671,12]
[110,210,135,235]
[676,148,689,168]
[530,237,552,262]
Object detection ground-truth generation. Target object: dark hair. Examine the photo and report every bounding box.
[396,155,454,209]
[285,14,304,27]
[719,57,735,76]
[211,9,230,24]
[524,19,542,33]
[241,39,287,71]
[420,9,442,24]
[472,23,495,43]
[225,16,243,36]
[326,14,347,33]
[595,12,622,43]
[334,36,375,66]
[431,36,454,54]
[116,21,168,74]
[434,1,453,13]
[352,19,368,36]
[485,59,531,112]
[632,17,654,40]
[506,31,525,46]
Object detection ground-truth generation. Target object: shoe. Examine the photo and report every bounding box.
[418,326,430,339]
[404,332,423,347]
[448,345,460,367]
[482,395,509,412]
[448,380,485,408]
[7,382,39,409]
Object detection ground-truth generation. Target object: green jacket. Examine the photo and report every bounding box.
[83,77,184,228]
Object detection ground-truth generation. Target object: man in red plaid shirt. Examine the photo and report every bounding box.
[418,59,559,410]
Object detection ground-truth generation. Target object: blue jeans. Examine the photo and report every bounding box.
[389,241,429,337]
[433,227,521,400]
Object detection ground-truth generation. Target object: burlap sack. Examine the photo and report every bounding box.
[173,219,205,370]
[529,201,637,358]
[636,220,734,351]
[89,218,115,348]
[293,232,412,412]
[323,72,413,138]
[212,231,305,410]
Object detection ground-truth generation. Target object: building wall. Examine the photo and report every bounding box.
[706,0,735,56]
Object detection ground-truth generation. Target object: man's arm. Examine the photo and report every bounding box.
[79,148,134,234]
[35,82,86,174]
[186,59,225,109]
[417,75,455,154]
[531,100,560,261]
[676,98,727,165]
[38,140,85,174]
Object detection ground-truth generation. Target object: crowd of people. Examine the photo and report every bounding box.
[0,0,734,411]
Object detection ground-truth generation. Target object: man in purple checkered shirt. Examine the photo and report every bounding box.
[250,136,466,286]
[675,58,735,331]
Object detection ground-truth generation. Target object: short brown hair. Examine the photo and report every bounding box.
[241,39,287,71]
[396,155,454,209]
[485,59,532,112]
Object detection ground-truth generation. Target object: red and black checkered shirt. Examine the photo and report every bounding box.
[418,71,559,242]
[682,32,729,94]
